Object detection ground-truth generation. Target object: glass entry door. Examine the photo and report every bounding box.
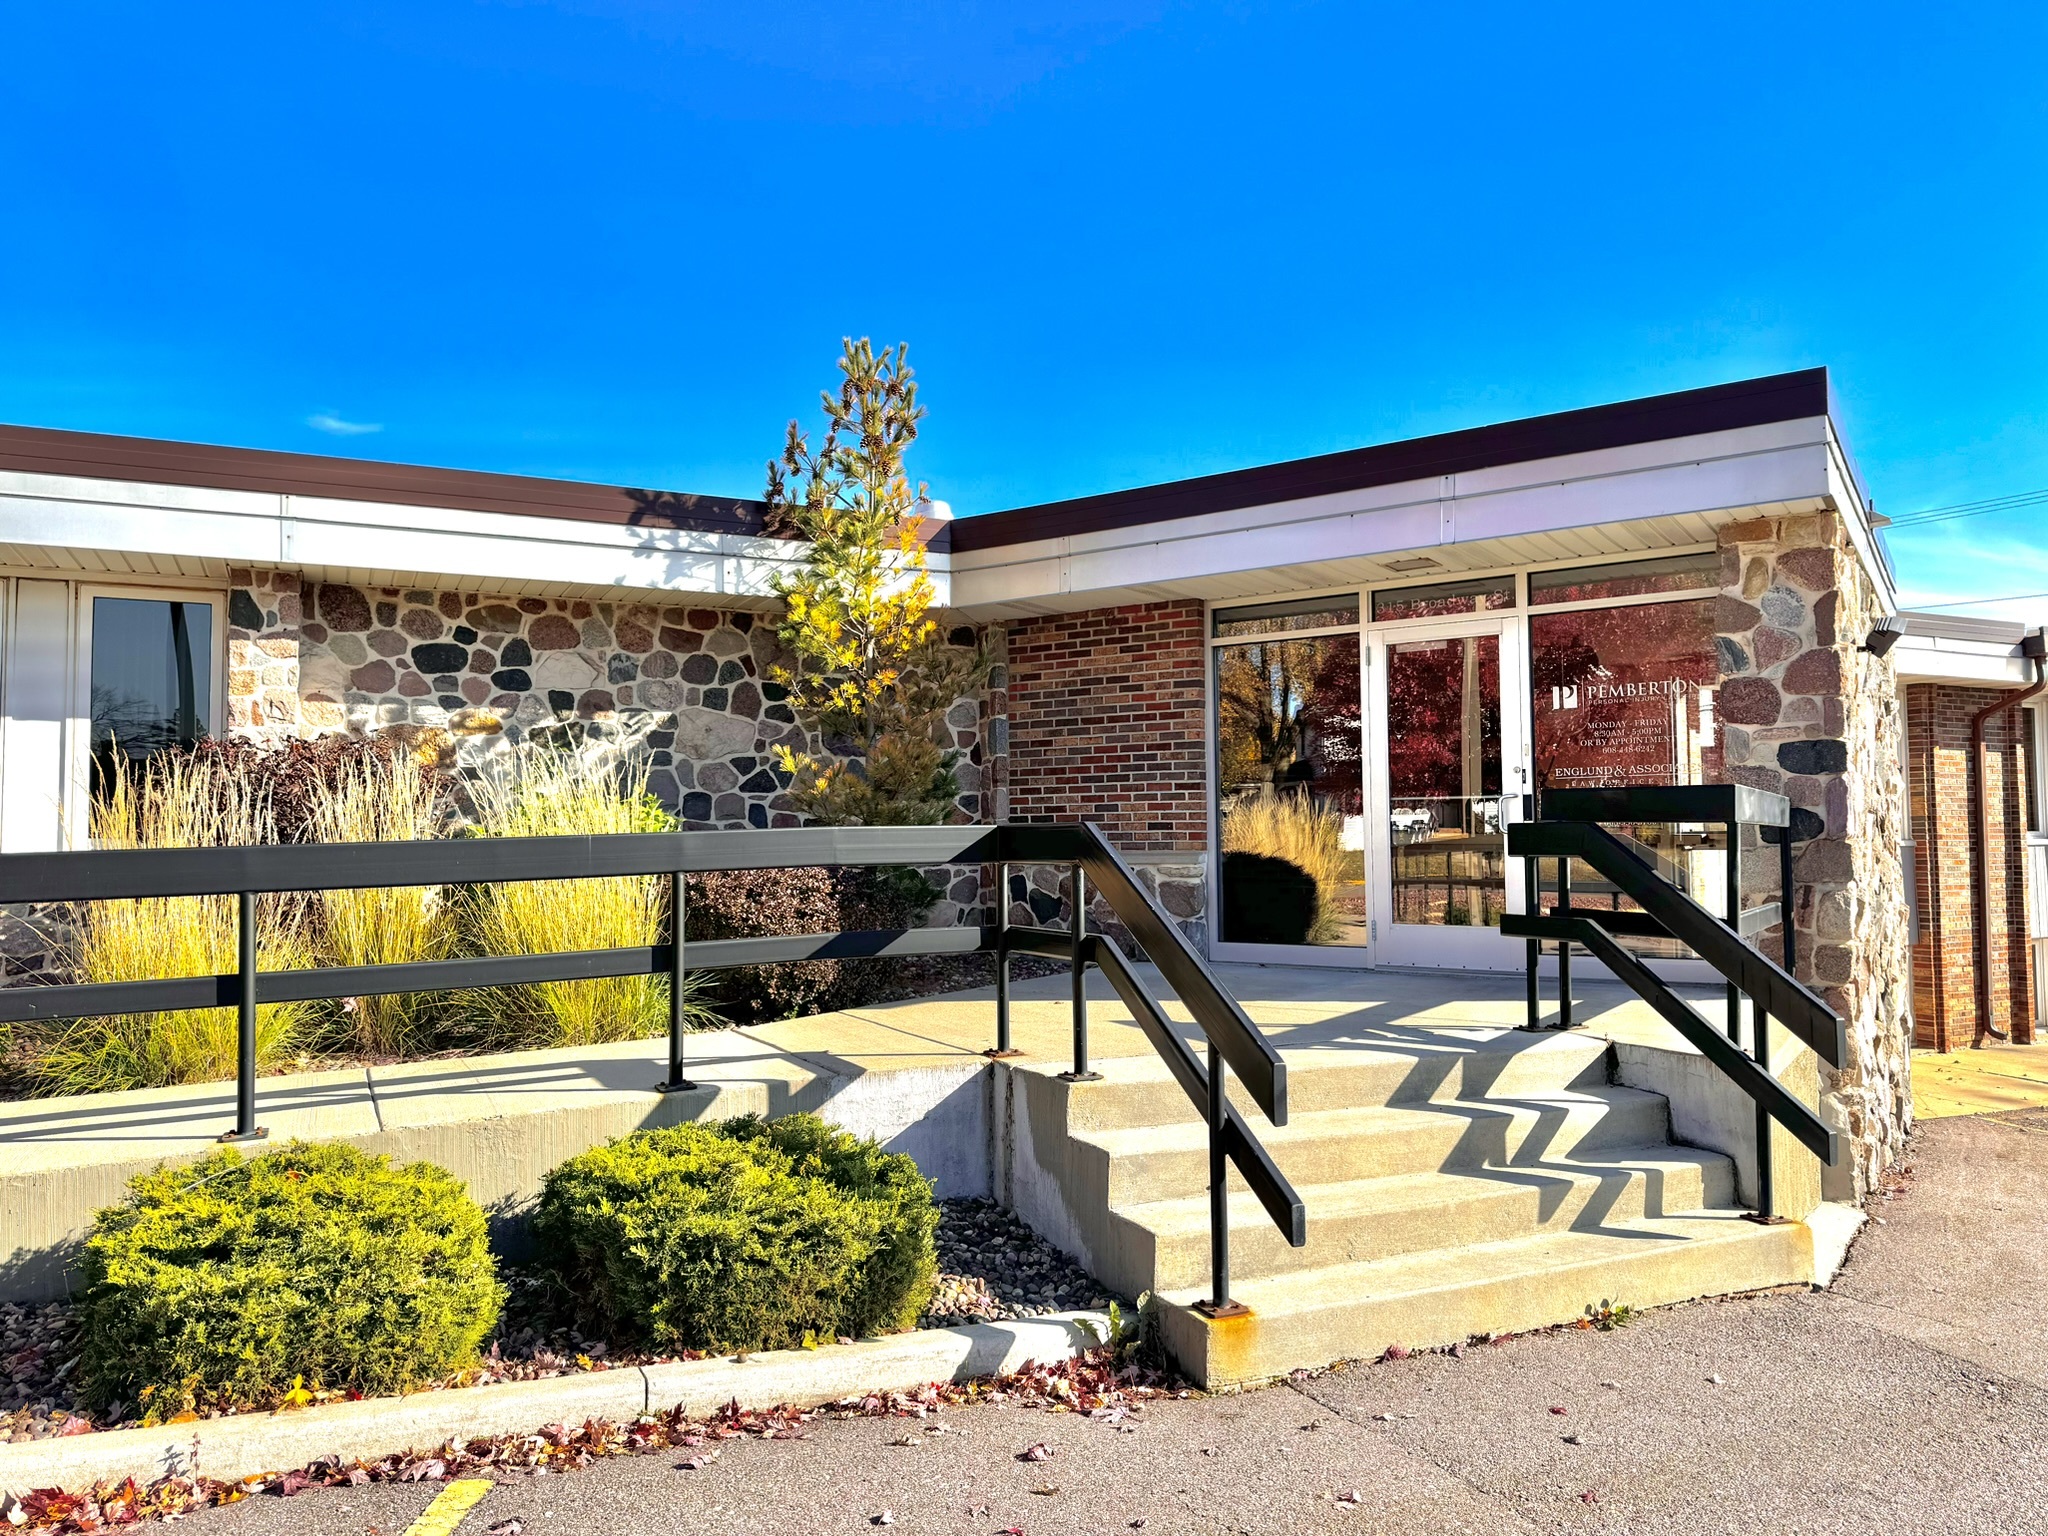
[1368,617,1528,968]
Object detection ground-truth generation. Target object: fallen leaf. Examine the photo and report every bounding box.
[1031,1484,1060,1496]
[1335,1489,1367,1507]
[1549,1406,1567,1416]
[1018,1441,1055,1462]
[487,1522,526,1536]
[55,1418,94,1438]
[676,1451,721,1470]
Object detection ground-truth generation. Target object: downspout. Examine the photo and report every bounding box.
[1969,627,2048,1045]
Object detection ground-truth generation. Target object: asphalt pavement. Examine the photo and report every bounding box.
[179,1107,2048,1536]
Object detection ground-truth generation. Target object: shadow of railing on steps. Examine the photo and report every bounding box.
[1501,785,1846,1221]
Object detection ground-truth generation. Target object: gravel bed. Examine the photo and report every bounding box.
[921,1197,1119,1324]
[1,1300,87,1444]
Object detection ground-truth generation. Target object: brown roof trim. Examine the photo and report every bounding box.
[950,368,1833,554]
[0,421,784,539]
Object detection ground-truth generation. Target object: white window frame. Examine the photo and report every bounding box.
[66,583,227,850]
[1201,546,1725,971]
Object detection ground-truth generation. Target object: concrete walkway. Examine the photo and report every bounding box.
[3,962,1729,1300]
[169,1106,2048,1535]
[1913,1041,2048,1119]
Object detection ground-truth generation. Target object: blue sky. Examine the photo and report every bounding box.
[2,3,2043,615]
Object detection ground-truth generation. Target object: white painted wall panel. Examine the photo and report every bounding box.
[2,580,72,853]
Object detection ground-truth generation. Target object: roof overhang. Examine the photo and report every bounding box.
[0,467,829,608]
[1893,611,2041,688]
[948,413,1867,620]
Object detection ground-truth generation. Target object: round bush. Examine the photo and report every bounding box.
[78,1140,503,1417]
[533,1113,938,1353]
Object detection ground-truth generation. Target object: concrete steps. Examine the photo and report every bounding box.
[1058,1029,1613,1130]
[1002,1019,1820,1387]
[1084,1085,1676,1201]
[1157,1210,1814,1387]
[1118,1144,1737,1290]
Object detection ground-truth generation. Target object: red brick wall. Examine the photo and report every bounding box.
[1003,601,1208,852]
[1904,683,2035,1048]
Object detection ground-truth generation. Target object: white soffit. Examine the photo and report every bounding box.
[0,469,835,608]
[948,417,1840,619]
[1892,611,2035,688]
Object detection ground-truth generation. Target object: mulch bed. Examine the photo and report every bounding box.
[2,1198,1117,1444]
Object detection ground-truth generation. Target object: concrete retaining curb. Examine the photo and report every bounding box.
[0,1312,1108,1497]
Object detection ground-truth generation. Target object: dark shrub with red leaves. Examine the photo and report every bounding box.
[129,733,457,843]
[686,866,935,1021]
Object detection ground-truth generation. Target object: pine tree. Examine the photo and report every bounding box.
[765,339,984,825]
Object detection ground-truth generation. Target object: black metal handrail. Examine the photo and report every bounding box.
[0,820,1302,1315]
[1501,786,1844,1220]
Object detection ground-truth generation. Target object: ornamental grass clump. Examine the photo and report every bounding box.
[532,1113,939,1353]
[77,1139,502,1418]
[460,751,712,1048]
[307,742,453,1056]
[1219,792,1353,945]
[31,750,314,1095]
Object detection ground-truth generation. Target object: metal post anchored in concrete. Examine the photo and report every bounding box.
[659,869,699,1093]
[989,860,1022,1059]
[219,890,268,1144]
[1061,862,1102,1082]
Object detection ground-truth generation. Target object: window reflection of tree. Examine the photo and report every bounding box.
[1216,639,1360,808]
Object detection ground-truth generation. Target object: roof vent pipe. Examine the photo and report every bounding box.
[1967,627,2048,1047]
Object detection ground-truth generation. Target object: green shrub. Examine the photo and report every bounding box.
[77,1140,503,1417]
[532,1113,938,1352]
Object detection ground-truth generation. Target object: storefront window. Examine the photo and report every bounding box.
[1529,595,1723,941]
[1371,576,1515,623]
[1213,596,1359,638]
[1528,551,1720,606]
[1214,634,1365,946]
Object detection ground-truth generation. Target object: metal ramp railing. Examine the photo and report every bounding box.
[1501,785,1845,1219]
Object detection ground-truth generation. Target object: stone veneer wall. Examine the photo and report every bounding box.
[1713,512,1912,1196]
[227,572,995,928]
[1902,682,2035,1050]
[226,570,306,734]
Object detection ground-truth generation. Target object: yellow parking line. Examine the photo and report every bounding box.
[403,1478,495,1536]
